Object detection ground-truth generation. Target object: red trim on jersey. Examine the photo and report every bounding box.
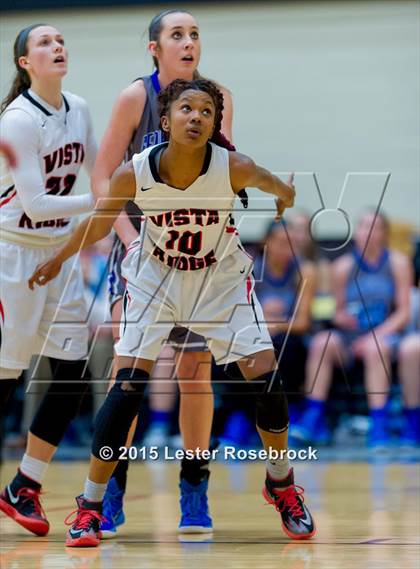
[0,300,4,324]
[125,242,140,256]
[246,276,252,304]
[0,190,17,208]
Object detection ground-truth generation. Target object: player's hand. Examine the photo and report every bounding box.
[278,172,295,208]
[275,198,287,220]
[334,310,358,330]
[28,257,62,289]
[285,172,295,205]
[275,173,295,219]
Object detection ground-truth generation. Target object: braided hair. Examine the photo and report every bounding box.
[158,78,248,207]
[158,78,234,149]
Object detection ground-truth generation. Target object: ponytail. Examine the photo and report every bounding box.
[1,23,46,114]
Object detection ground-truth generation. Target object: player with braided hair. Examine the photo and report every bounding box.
[29,78,316,547]
[158,78,224,138]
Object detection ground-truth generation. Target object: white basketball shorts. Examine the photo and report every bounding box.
[0,241,89,371]
[115,245,273,365]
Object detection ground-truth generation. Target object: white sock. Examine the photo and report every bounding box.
[20,453,49,484]
[266,456,291,483]
[84,478,107,503]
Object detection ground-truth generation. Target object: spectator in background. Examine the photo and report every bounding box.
[254,220,316,422]
[287,209,316,261]
[397,284,420,446]
[287,209,332,296]
[291,210,412,447]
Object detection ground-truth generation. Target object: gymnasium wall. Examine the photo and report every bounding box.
[1,1,418,240]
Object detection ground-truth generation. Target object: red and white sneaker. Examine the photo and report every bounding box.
[65,495,103,547]
[0,483,49,536]
[263,468,316,540]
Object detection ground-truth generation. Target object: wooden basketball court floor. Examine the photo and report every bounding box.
[0,460,418,569]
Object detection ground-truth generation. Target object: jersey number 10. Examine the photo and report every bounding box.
[165,229,203,256]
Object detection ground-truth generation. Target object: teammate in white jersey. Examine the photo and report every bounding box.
[30,78,316,546]
[0,24,97,536]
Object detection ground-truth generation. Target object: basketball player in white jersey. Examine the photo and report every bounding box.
[0,24,96,536]
[30,78,316,546]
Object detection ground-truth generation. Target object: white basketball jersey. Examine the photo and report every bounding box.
[0,89,94,243]
[132,142,241,271]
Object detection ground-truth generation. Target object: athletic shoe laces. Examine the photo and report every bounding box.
[65,508,103,531]
[267,485,305,518]
[17,487,46,518]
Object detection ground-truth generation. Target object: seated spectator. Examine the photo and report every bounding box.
[291,210,412,447]
[254,219,316,422]
[398,285,419,446]
[287,210,336,329]
[287,209,317,261]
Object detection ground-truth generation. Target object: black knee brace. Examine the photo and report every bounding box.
[0,378,18,414]
[92,368,149,461]
[30,358,90,446]
[253,370,289,434]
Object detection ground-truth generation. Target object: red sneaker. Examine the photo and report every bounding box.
[0,484,49,536]
[263,468,316,540]
[65,495,103,547]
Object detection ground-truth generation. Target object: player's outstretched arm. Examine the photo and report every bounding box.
[229,152,295,219]
[28,162,136,289]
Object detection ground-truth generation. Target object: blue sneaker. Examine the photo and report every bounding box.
[289,406,332,446]
[100,478,125,539]
[178,478,213,534]
[367,414,390,450]
[400,408,420,447]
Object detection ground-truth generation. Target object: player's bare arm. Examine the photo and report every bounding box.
[331,255,358,330]
[91,82,146,200]
[28,162,136,289]
[228,151,295,218]
[374,250,412,336]
[91,82,146,246]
